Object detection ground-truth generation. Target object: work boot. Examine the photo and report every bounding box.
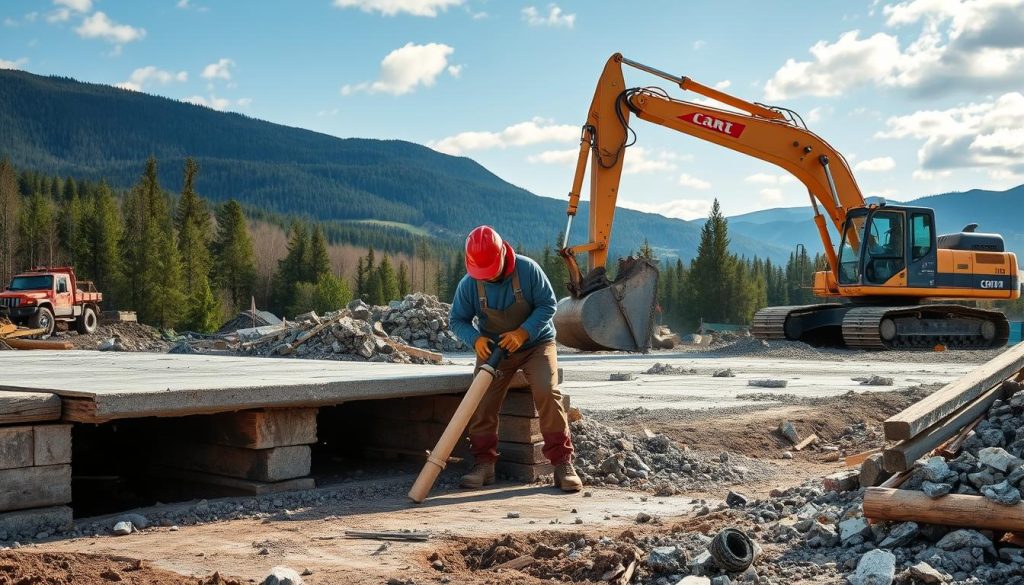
[460,462,495,489]
[554,461,583,492]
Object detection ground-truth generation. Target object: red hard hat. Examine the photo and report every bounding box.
[465,225,505,280]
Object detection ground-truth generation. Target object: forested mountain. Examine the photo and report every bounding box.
[0,69,788,262]
[725,185,1024,259]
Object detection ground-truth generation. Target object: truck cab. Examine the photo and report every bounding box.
[0,267,102,338]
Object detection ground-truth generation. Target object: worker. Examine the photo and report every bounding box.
[449,225,583,492]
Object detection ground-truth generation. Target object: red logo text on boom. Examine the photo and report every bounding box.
[678,113,745,138]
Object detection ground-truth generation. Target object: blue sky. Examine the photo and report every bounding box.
[2,0,1022,219]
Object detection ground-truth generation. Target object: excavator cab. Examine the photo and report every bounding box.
[837,205,938,290]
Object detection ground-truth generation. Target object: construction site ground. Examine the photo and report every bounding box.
[1,342,1000,584]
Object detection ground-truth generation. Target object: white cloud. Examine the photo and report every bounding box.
[713,80,731,90]
[446,64,462,78]
[744,173,795,185]
[75,12,146,44]
[317,108,340,117]
[806,106,830,123]
[854,156,896,172]
[115,66,188,91]
[201,58,235,80]
[623,147,679,175]
[54,0,92,12]
[332,0,464,17]
[522,4,575,28]
[431,117,577,155]
[527,148,577,165]
[764,0,1024,99]
[760,188,784,204]
[3,18,17,27]
[176,0,191,7]
[471,11,488,19]
[0,57,28,70]
[183,94,250,111]
[678,173,711,190]
[24,12,38,22]
[342,42,458,96]
[46,8,71,23]
[877,92,1024,174]
[619,199,712,221]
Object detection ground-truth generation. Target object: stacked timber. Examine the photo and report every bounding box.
[151,408,318,496]
[0,390,74,538]
[862,342,1024,531]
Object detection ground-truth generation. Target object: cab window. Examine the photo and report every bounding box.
[864,210,905,284]
[57,277,69,294]
[837,213,866,285]
[911,213,933,262]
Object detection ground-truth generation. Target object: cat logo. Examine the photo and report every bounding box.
[980,279,1004,289]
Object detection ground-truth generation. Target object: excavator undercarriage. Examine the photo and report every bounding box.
[752,303,1009,350]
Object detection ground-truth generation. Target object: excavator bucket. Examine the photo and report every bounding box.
[554,257,659,352]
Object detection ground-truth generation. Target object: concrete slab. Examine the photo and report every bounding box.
[0,351,479,422]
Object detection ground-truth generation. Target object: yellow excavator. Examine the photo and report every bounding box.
[554,53,1020,351]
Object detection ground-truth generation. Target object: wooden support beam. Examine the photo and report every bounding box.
[0,464,71,511]
[191,408,317,449]
[884,343,1024,441]
[155,442,311,482]
[883,385,1002,473]
[859,454,892,488]
[0,391,61,424]
[864,487,1024,532]
[4,338,73,350]
[845,447,883,468]
[149,465,315,496]
[793,434,818,451]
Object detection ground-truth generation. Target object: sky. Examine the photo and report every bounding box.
[2,0,1023,220]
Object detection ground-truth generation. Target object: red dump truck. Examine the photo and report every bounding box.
[0,267,102,338]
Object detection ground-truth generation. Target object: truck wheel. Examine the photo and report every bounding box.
[76,306,99,335]
[29,307,55,339]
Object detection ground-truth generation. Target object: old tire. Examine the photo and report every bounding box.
[29,307,55,339]
[708,527,754,573]
[76,306,99,335]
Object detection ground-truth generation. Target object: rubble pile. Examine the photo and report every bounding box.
[67,322,173,352]
[241,311,423,364]
[644,363,697,375]
[379,293,466,353]
[570,418,773,495]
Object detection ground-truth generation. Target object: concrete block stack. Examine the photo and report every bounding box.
[0,390,73,540]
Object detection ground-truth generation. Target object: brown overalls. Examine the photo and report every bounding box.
[468,271,573,465]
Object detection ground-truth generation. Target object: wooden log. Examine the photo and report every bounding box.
[498,415,542,444]
[496,461,553,482]
[936,415,984,459]
[491,554,534,571]
[194,408,317,449]
[498,441,545,465]
[883,385,1002,473]
[5,338,73,350]
[380,338,442,363]
[793,434,818,451]
[0,464,71,511]
[149,465,314,496]
[344,530,431,542]
[845,447,883,468]
[859,453,892,488]
[155,442,311,482]
[33,424,72,466]
[0,391,61,424]
[864,487,1024,532]
[879,469,912,489]
[884,342,1024,441]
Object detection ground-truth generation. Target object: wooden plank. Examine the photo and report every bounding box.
[498,415,542,444]
[491,555,534,571]
[822,469,860,492]
[496,461,553,482]
[33,424,72,466]
[884,343,1024,440]
[937,415,984,459]
[60,397,98,423]
[793,434,818,451]
[864,487,1024,532]
[498,441,545,465]
[0,464,71,511]
[381,338,442,363]
[149,465,315,496]
[0,427,34,470]
[845,447,883,468]
[883,385,1002,473]
[0,390,61,424]
[195,408,317,449]
[277,315,343,356]
[5,339,73,350]
[155,442,311,482]
[859,453,892,488]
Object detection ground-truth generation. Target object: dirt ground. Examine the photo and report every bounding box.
[0,550,243,585]
[10,383,944,584]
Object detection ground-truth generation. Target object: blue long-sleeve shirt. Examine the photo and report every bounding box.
[449,254,557,350]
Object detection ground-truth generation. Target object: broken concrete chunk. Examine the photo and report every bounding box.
[920,456,953,483]
[112,521,133,536]
[848,549,895,585]
[981,480,1021,505]
[712,369,736,378]
[908,562,946,584]
[261,566,304,585]
[609,372,634,381]
[977,447,1016,472]
[748,379,787,388]
[839,518,872,543]
[879,522,918,548]
[779,420,800,444]
[921,481,953,499]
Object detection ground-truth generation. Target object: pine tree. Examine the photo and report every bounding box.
[397,262,410,297]
[152,222,187,328]
[0,159,21,283]
[686,199,733,325]
[355,257,367,299]
[271,221,309,314]
[80,182,123,299]
[17,192,56,268]
[638,238,656,261]
[57,185,83,267]
[378,255,399,303]
[213,199,257,312]
[175,159,221,330]
[307,226,331,282]
[183,277,221,332]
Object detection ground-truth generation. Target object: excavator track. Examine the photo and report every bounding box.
[751,304,847,346]
[842,304,1009,350]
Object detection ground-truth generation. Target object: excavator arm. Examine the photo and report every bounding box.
[560,53,868,291]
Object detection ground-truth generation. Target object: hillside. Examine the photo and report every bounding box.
[0,70,788,263]
[726,185,1024,259]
